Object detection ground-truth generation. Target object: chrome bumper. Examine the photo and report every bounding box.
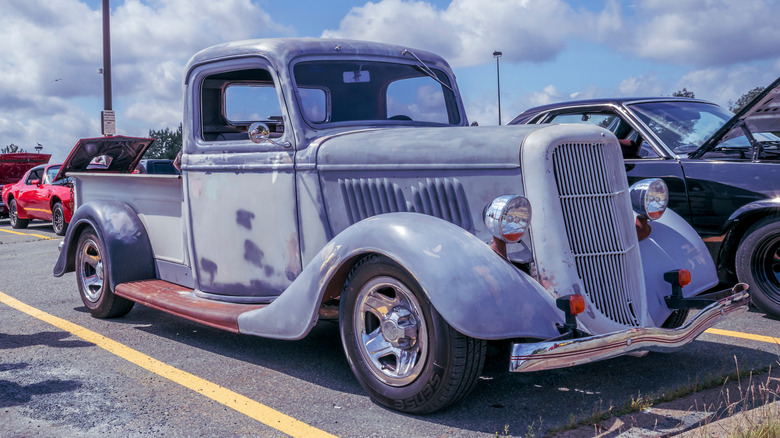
[510,284,750,373]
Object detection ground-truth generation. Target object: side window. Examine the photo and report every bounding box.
[44,166,60,184]
[548,111,659,159]
[298,88,328,123]
[548,112,620,131]
[225,85,281,123]
[26,169,42,185]
[200,68,284,142]
[386,76,449,123]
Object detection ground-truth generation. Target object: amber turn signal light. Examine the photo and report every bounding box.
[569,294,585,315]
[663,269,692,288]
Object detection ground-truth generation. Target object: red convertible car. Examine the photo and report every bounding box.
[1,163,74,235]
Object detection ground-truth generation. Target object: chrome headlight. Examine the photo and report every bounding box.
[630,178,668,220]
[483,195,532,243]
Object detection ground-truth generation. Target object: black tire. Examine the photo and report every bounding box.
[52,202,68,236]
[75,229,134,318]
[735,217,780,318]
[9,199,29,229]
[661,309,689,328]
[339,254,486,414]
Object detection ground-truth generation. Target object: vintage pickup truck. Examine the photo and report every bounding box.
[54,38,749,414]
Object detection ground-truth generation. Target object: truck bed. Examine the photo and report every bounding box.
[70,173,187,266]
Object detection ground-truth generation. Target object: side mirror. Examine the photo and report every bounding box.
[30,179,40,186]
[248,122,291,148]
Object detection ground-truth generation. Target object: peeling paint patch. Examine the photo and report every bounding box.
[200,258,218,284]
[244,240,265,268]
[236,209,255,230]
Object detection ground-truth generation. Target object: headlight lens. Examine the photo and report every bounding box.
[630,178,668,220]
[483,195,532,243]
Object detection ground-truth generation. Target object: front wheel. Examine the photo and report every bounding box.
[735,217,780,318]
[52,202,68,236]
[9,199,29,229]
[339,255,486,414]
[75,229,134,318]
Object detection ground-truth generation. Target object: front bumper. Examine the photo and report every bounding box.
[510,284,750,372]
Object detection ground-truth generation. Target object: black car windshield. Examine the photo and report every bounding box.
[629,101,733,153]
[293,60,460,127]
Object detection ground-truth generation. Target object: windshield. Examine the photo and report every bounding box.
[629,101,733,153]
[293,60,460,127]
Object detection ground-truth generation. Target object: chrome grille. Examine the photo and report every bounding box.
[552,142,642,326]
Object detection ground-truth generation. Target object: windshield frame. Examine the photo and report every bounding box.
[289,54,464,130]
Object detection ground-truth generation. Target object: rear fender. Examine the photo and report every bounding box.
[237,213,564,340]
[53,201,155,291]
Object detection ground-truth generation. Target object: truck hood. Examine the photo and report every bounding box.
[0,153,51,185]
[54,136,154,182]
[314,125,548,168]
[693,75,780,158]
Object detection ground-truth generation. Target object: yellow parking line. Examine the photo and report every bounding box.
[0,290,338,438]
[705,328,780,345]
[0,228,56,240]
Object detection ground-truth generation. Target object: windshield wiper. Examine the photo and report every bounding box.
[402,49,454,92]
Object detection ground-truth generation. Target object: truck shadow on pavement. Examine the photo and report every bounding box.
[73,304,780,436]
[0,332,91,408]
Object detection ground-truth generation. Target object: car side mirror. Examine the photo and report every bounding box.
[248,122,291,148]
[30,179,40,186]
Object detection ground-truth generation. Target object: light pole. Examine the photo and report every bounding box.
[35,143,43,153]
[493,51,502,125]
[101,0,115,136]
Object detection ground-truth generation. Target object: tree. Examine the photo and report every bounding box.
[672,88,695,98]
[1,144,26,154]
[729,86,764,113]
[144,123,182,159]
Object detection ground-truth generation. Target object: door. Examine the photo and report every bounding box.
[184,60,300,302]
[17,167,47,220]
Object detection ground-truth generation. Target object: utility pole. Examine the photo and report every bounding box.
[493,51,502,125]
[101,0,115,136]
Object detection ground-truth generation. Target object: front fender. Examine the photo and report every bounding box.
[237,213,564,340]
[53,200,155,291]
[640,208,720,326]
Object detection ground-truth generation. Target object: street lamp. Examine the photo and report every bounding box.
[493,51,502,125]
[101,0,115,136]
[35,143,43,153]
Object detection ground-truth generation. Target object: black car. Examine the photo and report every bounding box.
[133,159,180,175]
[510,77,780,317]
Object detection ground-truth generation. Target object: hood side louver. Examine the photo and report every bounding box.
[339,177,473,232]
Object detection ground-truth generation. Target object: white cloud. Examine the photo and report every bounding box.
[322,0,597,67]
[629,0,780,67]
[0,0,291,159]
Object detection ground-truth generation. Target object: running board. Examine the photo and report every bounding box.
[115,280,267,333]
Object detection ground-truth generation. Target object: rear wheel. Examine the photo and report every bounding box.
[75,229,134,318]
[736,217,780,318]
[339,255,486,414]
[52,202,68,236]
[9,199,29,229]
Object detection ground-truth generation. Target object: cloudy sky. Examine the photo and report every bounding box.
[1,0,779,161]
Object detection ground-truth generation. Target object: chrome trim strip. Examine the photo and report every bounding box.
[509,284,750,373]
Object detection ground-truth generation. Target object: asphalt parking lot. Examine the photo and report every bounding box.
[1,219,779,437]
